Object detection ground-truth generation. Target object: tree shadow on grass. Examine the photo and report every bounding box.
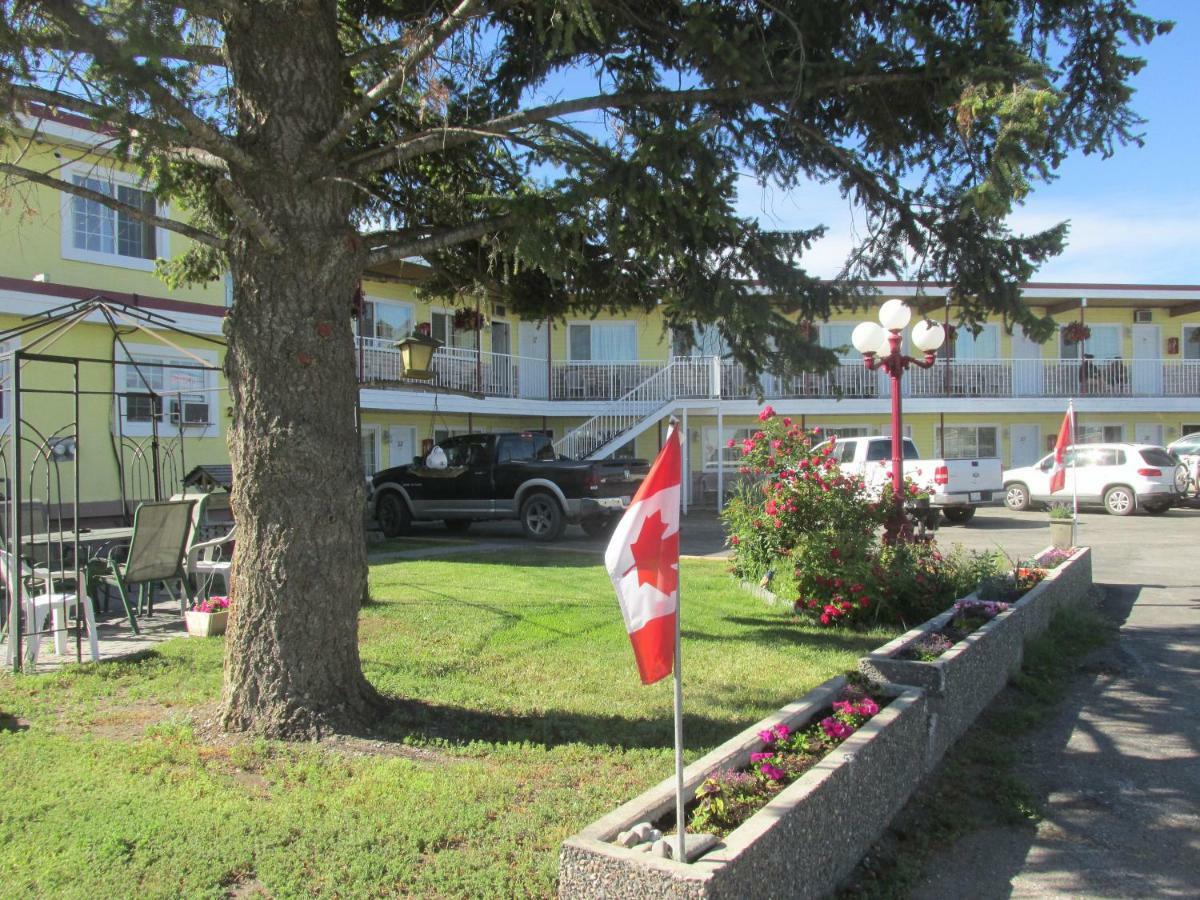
[370,693,785,752]
[709,616,897,653]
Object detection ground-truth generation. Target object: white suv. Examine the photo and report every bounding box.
[1002,443,1187,516]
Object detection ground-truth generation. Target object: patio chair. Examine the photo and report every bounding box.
[186,526,235,599]
[1,549,99,666]
[96,500,195,634]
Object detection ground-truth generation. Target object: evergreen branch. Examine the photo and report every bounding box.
[318,0,487,158]
[0,161,226,250]
[213,178,282,253]
[6,83,230,170]
[18,30,224,66]
[37,0,254,172]
[364,215,513,267]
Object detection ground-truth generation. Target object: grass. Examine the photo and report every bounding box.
[0,552,893,898]
[841,604,1116,898]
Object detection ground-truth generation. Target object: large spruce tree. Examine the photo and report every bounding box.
[0,0,1167,737]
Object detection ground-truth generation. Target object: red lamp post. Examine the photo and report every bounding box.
[852,299,946,541]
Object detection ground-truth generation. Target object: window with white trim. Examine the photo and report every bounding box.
[936,425,999,459]
[116,346,218,436]
[949,325,998,360]
[568,322,637,362]
[812,425,872,439]
[62,168,165,269]
[360,299,414,342]
[1183,325,1200,361]
[1060,323,1120,359]
[361,425,381,476]
[1076,424,1124,444]
[701,426,754,469]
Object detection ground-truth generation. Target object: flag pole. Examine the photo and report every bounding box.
[1069,399,1079,543]
[668,418,686,863]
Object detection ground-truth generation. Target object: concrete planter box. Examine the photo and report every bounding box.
[859,545,1092,769]
[1048,519,1074,550]
[184,609,228,637]
[1009,546,1092,641]
[559,677,927,899]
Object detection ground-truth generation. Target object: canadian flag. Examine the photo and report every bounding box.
[605,425,681,684]
[1049,407,1073,494]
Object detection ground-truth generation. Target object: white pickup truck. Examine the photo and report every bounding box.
[824,435,1003,524]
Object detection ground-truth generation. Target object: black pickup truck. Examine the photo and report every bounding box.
[368,432,648,541]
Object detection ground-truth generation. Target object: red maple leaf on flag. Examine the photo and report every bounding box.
[624,510,679,596]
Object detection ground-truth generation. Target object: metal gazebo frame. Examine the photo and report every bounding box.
[0,295,225,671]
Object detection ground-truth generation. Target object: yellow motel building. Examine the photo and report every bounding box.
[4,109,1200,521]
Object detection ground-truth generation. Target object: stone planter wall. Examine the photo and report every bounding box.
[562,546,1093,898]
[858,545,1092,770]
[559,677,927,900]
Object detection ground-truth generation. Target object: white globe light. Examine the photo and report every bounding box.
[878,298,912,331]
[851,321,886,355]
[911,319,946,352]
[873,328,894,356]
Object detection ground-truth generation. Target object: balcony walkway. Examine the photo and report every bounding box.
[357,339,1200,403]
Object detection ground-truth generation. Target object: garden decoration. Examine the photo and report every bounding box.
[186,596,230,637]
[1062,321,1091,344]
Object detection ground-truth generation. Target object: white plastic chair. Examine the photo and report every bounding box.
[186,527,235,598]
[1,550,99,666]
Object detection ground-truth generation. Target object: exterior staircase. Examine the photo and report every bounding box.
[553,357,719,459]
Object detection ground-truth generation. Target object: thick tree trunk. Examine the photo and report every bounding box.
[218,1,382,738]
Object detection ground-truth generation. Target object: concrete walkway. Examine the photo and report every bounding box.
[913,513,1200,898]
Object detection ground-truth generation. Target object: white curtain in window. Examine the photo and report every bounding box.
[953,326,998,360]
[591,323,637,361]
[821,324,858,361]
[1182,326,1200,361]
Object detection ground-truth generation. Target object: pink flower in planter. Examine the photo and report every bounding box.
[759,764,786,781]
[772,724,790,741]
[757,728,776,744]
[750,752,774,763]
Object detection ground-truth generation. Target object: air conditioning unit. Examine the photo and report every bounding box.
[169,399,211,425]
[1134,309,1153,323]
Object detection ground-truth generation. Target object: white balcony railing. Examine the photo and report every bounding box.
[356,340,1200,403]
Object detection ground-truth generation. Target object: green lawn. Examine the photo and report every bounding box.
[0,553,894,898]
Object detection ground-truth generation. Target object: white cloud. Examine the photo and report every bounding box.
[736,175,1200,285]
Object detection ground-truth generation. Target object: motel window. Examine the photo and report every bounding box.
[117,347,217,436]
[568,323,637,362]
[937,426,999,459]
[63,169,165,269]
[1076,424,1124,444]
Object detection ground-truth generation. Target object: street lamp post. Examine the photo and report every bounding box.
[851,299,947,541]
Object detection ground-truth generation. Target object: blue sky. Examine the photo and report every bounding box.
[735,0,1199,284]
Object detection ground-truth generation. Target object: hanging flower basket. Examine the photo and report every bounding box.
[452,308,487,331]
[1062,321,1091,344]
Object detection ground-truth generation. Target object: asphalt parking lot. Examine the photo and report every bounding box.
[386,501,1200,563]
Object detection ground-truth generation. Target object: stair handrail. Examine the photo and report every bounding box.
[553,356,713,459]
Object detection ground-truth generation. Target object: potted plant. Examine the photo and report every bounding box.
[185,596,230,637]
[452,307,487,331]
[1061,321,1091,345]
[1047,503,1074,550]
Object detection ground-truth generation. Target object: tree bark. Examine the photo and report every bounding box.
[218,1,382,738]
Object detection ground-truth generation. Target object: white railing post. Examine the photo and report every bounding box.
[710,355,721,399]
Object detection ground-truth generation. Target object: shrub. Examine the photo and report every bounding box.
[723,407,1004,629]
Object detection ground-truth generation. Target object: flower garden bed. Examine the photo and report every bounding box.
[859,545,1092,770]
[559,676,927,899]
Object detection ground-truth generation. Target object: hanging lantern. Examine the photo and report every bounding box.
[396,329,441,380]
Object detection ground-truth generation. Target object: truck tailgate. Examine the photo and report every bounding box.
[939,458,1003,496]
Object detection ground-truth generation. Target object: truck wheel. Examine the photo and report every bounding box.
[581,516,616,539]
[444,520,472,534]
[376,492,411,537]
[1103,485,1136,516]
[1004,483,1030,512]
[942,507,977,525]
[520,493,565,541]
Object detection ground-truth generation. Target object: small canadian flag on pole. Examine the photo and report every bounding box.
[605,423,681,684]
[605,421,688,862]
[1049,403,1074,494]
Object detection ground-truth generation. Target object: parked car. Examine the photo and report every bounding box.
[368,432,648,541]
[1167,433,1200,498]
[1002,443,1187,516]
[819,435,1003,524]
